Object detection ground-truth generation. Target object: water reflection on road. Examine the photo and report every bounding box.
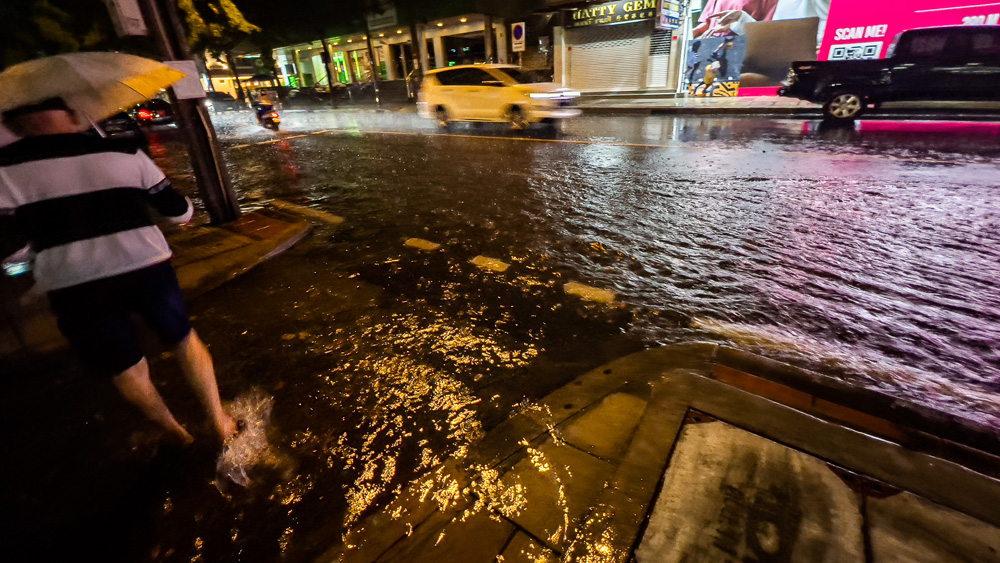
[138,110,1000,559]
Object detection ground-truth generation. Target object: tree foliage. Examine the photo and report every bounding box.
[0,0,119,69]
[178,0,260,54]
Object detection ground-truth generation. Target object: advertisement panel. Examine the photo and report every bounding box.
[685,36,748,96]
[689,0,832,92]
[821,1,1000,61]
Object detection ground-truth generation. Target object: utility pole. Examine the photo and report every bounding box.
[484,14,495,63]
[364,20,382,108]
[321,38,338,107]
[137,0,240,224]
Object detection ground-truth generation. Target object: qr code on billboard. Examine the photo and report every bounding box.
[829,42,883,61]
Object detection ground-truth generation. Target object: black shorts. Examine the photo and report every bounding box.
[48,261,193,376]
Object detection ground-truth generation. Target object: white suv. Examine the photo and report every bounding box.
[417,65,581,129]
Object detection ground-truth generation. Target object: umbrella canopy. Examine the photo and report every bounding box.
[0,52,187,121]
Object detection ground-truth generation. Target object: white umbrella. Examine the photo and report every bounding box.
[0,52,187,121]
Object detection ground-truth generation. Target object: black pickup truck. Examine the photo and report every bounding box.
[779,25,1000,121]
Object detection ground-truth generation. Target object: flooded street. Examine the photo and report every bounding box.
[5,109,1000,561]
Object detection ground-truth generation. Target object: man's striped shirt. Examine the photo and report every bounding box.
[0,133,192,291]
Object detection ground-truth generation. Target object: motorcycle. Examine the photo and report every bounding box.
[254,104,281,130]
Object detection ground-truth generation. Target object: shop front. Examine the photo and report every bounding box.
[555,0,686,93]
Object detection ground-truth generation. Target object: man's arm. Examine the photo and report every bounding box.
[136,151,193,224]
[0,207,28,260]
[146,179,193,224]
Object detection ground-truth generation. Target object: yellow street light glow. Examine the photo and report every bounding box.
[437,22,444,27]
[397,30,403,34]
[460,18,467,23]
[362,36,367,40]
[378,33,384,37]
[348,39,353,43]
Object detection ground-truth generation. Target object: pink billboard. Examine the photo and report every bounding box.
[820,0,1000,60]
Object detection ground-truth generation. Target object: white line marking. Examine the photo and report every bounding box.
[915,3,1000,12]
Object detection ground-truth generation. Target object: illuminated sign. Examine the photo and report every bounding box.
[821,0,1000,60]
[567,0,659,28]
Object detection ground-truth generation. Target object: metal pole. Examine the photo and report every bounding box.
[364,21,382,108]
[139,0,240,224]
[484,14,495,63]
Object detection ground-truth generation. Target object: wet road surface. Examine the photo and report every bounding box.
[4,109,1000,561]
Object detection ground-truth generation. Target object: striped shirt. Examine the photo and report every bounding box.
[0,133,192,291]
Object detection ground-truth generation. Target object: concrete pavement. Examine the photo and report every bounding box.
[321,343,1000,562]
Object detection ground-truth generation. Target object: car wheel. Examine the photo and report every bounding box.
[435,107,450,129]
[823,91,865,122]
[507,106,529,130]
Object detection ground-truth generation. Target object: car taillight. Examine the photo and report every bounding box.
[137,109,152,119]
[269,112,279,118]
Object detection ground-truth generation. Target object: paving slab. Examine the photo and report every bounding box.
[502,438,615,550]
[636,420,865,562]
[868,492,1000,563]
[559,392,649,463]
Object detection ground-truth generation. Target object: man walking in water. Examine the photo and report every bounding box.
[0,98,236,445]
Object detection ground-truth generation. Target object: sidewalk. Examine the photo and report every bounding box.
[322,343,1000,562]
[577,93,1000,119]
[0,202,323,358]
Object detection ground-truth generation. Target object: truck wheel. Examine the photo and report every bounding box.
[823,91,865,122]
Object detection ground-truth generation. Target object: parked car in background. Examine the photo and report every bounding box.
[132,98,174,125]
[417,64,581,129]
[204,91,242,111]
[779,25,1000,122]
[99,112,146,143]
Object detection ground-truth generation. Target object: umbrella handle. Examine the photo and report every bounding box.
[87,116,108,138]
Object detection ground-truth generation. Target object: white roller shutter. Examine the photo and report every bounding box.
[566,23,650,92]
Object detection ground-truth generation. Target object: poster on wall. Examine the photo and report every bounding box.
[821,0,1000,61]
[684,35,747,96]
[690,0,831,92]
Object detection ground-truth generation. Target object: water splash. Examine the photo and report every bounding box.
[216,388,276,489]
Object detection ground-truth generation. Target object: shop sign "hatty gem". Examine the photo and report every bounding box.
[568,0,659,28]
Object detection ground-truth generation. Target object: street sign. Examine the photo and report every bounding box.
[512,22,526,53]
[656,0,686,31]
[164,60,206,100]
[103,0,147,36]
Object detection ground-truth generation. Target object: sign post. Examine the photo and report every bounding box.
[512,22,525,67]
[104,0,148,36]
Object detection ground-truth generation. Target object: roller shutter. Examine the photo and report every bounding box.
[566,23,650,92]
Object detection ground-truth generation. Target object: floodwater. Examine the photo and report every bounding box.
[4,110,999,561]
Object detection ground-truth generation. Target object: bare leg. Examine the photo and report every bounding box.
[113,358,194,445]
[175,330,237,442]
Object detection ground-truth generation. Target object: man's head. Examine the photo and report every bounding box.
[1,98,83,137]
